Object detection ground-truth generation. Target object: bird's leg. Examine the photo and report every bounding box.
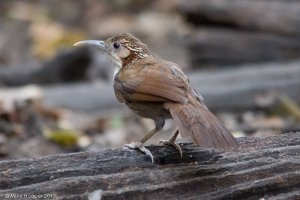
[125,119,165,163]
[159,129,183,158]
[125,128,160,163]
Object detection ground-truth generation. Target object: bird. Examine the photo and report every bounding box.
[74,33,238,163]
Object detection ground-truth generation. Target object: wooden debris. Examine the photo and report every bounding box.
[0,132,299,199]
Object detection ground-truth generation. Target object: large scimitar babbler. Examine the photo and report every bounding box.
[74,33,238,163]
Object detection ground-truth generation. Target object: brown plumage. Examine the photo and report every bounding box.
[74,33,238,162]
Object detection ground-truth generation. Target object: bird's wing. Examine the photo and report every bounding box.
[113,57,189,103]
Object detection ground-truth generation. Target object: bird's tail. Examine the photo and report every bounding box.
[165,102,238,149]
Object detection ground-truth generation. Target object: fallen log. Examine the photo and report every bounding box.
[0,48,95,86]
[186,28,300,67]
[0,132,299,199]
[178,0,300,36]
[2,60,300,113]
[40,60,300,112]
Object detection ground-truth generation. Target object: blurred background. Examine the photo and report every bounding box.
[1,0,300,160]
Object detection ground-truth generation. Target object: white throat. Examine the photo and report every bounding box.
[111,56,122,78]
[113,67,120,78]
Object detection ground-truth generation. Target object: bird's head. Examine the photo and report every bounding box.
[74,33,151,68]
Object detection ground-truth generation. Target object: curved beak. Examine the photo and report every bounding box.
[73,40,119,64]
[73,40,106,49]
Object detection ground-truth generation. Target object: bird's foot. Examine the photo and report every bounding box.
[125,142,154,163]
[159,139,183,158]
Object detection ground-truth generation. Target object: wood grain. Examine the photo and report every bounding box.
[0,133,299,200]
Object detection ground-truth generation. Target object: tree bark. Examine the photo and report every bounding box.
[0,133,299,200]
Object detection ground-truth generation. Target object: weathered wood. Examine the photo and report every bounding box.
[186,28,300,67]
[178,0,300,36]
[0,133,299,200]
[40,60,300,112]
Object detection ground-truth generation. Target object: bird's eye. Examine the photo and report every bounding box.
[113,43,120,49]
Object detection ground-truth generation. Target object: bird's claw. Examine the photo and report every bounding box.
[125,142,154,163]
[159,139,183,158]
